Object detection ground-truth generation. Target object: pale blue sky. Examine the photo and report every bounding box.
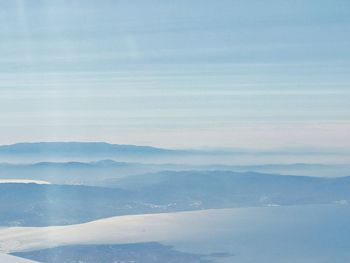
[0,0,350,148]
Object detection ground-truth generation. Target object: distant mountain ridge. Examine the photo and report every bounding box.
[2,142,350,166]
[0,160,349,187]
[0,142,178,155]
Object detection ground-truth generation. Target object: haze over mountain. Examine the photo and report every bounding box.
[0,142,180,161]
[1,0,350,261]
[2,159,349,189]
[1,141,350,167]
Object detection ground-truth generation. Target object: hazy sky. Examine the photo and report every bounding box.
[0,0,349,148]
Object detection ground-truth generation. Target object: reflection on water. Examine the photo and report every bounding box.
[2,204,350,263]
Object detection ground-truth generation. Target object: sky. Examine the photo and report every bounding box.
[0,0,349,149]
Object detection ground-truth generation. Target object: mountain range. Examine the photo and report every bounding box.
[1,171,349,227]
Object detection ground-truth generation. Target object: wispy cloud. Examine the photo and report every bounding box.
[0,1,349,148]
